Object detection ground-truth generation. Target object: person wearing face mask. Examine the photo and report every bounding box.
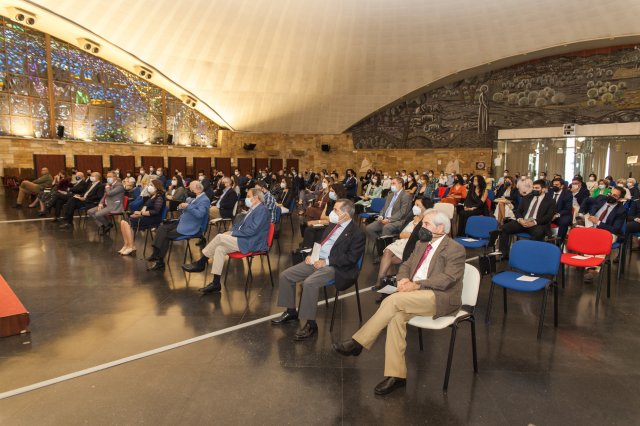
[538,171,550,188]
[146,181,210,271]
[52,172,88,220]
[626,178,639,200]
[441,174,468,205]
[343,169,358,200]
[498,179,556,259]
[591,179,611,198]
[272,198,365,341]
[291,168,306,196]
[366,178,413,255]
[122,170,136,192]
[36,170,71,217]
[381,174,392,195]
[196,170,215,200]
[494,175,518,225]
[251,180,277,224]
[155,168,166,187]
[546,178,573,241]
[136,168,150,188]
[88,171,125,234]
[166,175,188,213]
[334,209,466,396]
[59,172,105,229]
[497,169,510,185]
[275,178,294,213]
[355,174,383,214]
[457,175,489,235]
[405,173,418,196]
[208,176,238,220]
[586,173,598,193]
[302,177,334,220]
[300,183,346,247]
[182,188,271,294]
[420,171,438,199]
[118,179,166,256]
[571,177,590,206]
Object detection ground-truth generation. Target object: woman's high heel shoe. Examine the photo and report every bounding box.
[122,247,136,256]
[118,247,127,255]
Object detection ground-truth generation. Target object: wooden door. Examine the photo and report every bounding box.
[215,157,231,176]
[168,157,187,176]
[237,158,253,176]
[286,159,299,173]
[255,158,269,172]
[75,155,103,175]
[33,154,65,178]
[193,157,213,177]
[141,156,164,169]
[270,158,283,172]
[110,156,136,174]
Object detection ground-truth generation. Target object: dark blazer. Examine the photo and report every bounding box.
[514,193,555,225]
[323,221,366,291]
[84,182,105,205]
[575,184,590,206]
[217,188,239,218]
[292,175,305,193]
[397,236,466,318]
[343,176,358,198]
[628,199,640,221]
[546,189,573,218]
[70,179,90,195]
[584,196,626,236]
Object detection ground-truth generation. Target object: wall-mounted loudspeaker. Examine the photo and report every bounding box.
[78,38,101,55]
[181,95,197,108]
[166,134,173,145]
[243,143,256,151]
[134,65,153,80]
[56,125,65,139]
[321,144,330,152]
[7,7,37,26]
[563,123,577,137]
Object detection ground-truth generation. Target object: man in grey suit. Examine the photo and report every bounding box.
[88,171,125,234]
[334,209,466,396]
[365,178,412,246]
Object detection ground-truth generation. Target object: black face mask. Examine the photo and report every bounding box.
[418,227,433,243]
[531,190,541,197]
[606,196,617,204]
[505,182,511,187]
[552,186,561,193]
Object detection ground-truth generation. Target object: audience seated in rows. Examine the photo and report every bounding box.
[59,172,105,230]
[118,179,166,256]
[14,167,53,208]
[88,171,125,235]
[36,170,71,216]
[209,177,238,220]
[365,178,413,255]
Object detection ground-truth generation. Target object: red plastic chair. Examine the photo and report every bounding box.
[560,227,612,303]
[223,223,275,292]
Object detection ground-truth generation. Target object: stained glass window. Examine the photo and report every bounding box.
[0,17,219,145]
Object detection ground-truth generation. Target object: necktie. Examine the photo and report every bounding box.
[411,244,433,280]
[527,197,539,219]
[320,224,340,246]
[598,205,611,222]
[553,193,559,202]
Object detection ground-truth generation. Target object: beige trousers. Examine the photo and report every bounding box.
[353,290,436,379]
[209,206,221,220]
[17,181,41,204]
[202,233,240,276]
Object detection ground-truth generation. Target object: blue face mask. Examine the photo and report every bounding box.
[245,198,253,208]
[390,186,398,193]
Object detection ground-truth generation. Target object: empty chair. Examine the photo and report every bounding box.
[454,216,498,252]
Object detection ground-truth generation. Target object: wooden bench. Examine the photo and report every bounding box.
[0,275,30,337]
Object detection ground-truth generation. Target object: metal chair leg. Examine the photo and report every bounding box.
[443,325,458,392]
[323,287,329,307]
[330,291,339,332]
[537,286,549,339]
[418,328,424,351]
[503,287,508,314]
[223,258,230,286]
[265,254,274,287]
[485,282,495,324]
[553,281,558,328]
[470,318,478,372]
[354,281,362,323]
[167,240,173,263]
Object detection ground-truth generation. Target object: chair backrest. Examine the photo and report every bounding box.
[487,189,495,201]
[485,198,492,211]
[465,216,498,239]
[122,196,129,210]
[131,186,141,199]
[566,227,613,256]
[370,197,385,213]
[509,240,561,276]
[461,263,481,307]
[199,213,210,235]
[232,201,239,216]
[266,223,275,248]
[443,187,450,196]
[436,187,447,198]
[433,202,455,219]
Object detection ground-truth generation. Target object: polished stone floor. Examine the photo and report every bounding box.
[0,190,639,425]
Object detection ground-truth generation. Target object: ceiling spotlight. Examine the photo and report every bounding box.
[134,65,153,80]
[78,38,101,55]
[7,7,37,26]
[181,95,197,108]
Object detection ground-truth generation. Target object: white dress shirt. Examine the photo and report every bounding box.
[412,235,445,282]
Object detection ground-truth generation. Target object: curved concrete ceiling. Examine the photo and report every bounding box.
[16,0,640,133]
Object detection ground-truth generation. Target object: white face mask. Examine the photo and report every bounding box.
[90,176,96,182]
[280,182,286,189]
[107,177,113,184]
[329,210,341,224]
[171,180,177,186]
[198,175,205,181]
[412,206,422,216]
[126,173,131,178]
[598,184,605,189]
[628,182,634,188]
[147,185,156,194]
[322,182,328,189]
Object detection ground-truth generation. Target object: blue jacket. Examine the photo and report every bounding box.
[232,203,271,253]
[583,196,627,236]
[546,189,573,218]
[177,193,210,235]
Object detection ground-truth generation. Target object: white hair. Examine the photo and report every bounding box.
[424,208,451,234]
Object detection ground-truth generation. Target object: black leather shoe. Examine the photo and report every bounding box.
[195,237,206,247]
[271,311,299,325]
[182,261,206,273]
[147,261,165,271]
[199,281,221,294]
[294,323,318,341]
[332,339,363,356]
[374,377,406,396]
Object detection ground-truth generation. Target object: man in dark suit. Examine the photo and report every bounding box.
[333,208,466,395]
[547,177,573,241]
[209,177,238,220]
[343,169,358,199]
[53,171,89,220]
[365,178,413,245]
[626,198,640,250]
[498,179,556,258]
[59,172,105,229]
[291,169,305,196]
[182,188,271,293]
[571,176,590,207]
[197,170,216,200]
[272,198,365,340]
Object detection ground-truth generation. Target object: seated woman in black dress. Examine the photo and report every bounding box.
[457,175,489,236]
[118,179,166,256]
[275,177,294,213]
[166,175,187,213]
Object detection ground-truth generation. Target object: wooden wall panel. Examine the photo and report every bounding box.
[286,159,299,173]
[237,158,253,176]
[110,156,136,174]
[141,156,164,169]
[215,157,231,176]
[74,155,103,175]
[194,157,213,177]
[270,158,283,172]
[255,158,269,172]
[33,154,65,178]
[168,157,187,175]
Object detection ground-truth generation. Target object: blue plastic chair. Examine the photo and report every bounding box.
[358,197,385,221]
[485,240,561,339]
[167,213,210,264]
[324,255,364,332]
[487,189,495,202]
[454,216,498,252]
